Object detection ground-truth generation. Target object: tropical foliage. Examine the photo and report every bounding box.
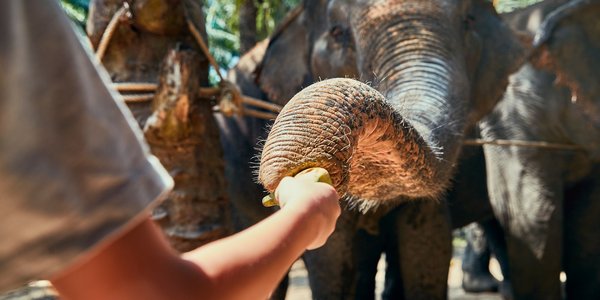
[60,0,89,28]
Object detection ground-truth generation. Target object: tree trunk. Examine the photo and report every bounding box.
[145,49,231,252]
[239,0,258,54]
[87,0,231,252]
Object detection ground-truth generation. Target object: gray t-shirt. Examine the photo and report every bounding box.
[0,0,173,291]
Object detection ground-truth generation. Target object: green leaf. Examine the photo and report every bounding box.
[59,0,89,28]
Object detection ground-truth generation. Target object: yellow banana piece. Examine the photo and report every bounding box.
[262,167,332,207]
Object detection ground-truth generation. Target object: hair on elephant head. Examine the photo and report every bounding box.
[258,0,527,209]
[531,0,600,125]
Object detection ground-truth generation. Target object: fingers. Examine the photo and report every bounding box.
[275,176,338,208]
[273,176,294,206]
[275,176,340,250]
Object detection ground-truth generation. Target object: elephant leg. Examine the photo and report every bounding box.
[393,200,452,300]
[354,228,384,300]
[485,149,563,300]
[480,217,509,278]
[303,208,359,299]
[564,166,600,299]
[381,208,403,300]
[479,217,512,297]
[461,222,499,293]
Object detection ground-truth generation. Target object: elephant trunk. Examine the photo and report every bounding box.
[259,7,469,205]
[359,8,470,186]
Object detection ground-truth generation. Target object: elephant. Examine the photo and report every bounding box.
[479,0,600,298]
[455,1,576,296]
[218,2,361,298]
[254,0,528,298]
[223,4,473,299]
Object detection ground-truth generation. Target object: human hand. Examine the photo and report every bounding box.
[275,175,340,250]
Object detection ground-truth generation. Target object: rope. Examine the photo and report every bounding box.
[186,19,224,82]
[93,10,583,143]
[95,3,130,61]
[184,15,283,119]
[214,106,278,120]
[184,17,283,119]
[112,82,281,120]
[113,91,582,147]
[113,82,158,93]
[197,87,281,113]
[463,138,584,151]
[121,93,155,103]
[241,95,282,113]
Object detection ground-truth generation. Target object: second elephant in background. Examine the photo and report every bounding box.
[480,0,600,298]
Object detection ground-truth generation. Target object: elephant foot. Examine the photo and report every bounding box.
[462,272,499,293]
[498,281,513,300]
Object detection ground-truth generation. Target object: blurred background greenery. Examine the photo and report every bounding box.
[60,0,544,83]
[494,0,545,12]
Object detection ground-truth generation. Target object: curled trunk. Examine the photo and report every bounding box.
[260,78,437,202]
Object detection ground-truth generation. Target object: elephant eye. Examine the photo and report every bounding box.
[330,25,343,38]
[463,14,476,30]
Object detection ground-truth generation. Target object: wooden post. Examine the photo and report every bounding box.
[87,0,231,252]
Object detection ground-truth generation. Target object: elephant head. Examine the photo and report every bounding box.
[531,0,600,125]
[258,0,526,207]
[256,1,359,106]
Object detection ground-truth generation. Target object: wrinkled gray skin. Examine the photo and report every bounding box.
[458,1,574,297]
[223,1,518,299]
[223,4,469,299]
[252,0,526,298]
[480,0,600,299]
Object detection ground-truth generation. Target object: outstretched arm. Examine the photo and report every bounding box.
[51,177,340,300]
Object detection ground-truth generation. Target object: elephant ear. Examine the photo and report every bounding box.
[465,0,528,123]
[257,6,312,106]
[531,0,600,111]
[227,39,270,99]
